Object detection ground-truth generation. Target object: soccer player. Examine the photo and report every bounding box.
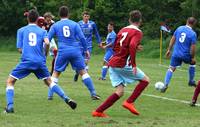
[47,6,100,100]
[4,9,76,113]
[161,17,197,93]
[92,10,150,117]
[43,12,58,75]
[99,22,116,80]
[73,11,102,81]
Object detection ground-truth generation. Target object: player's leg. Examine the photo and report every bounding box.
[92,84,124,117]
[190,80,200,106]
[50,48,57,75]
[5,76,17,113]
[92,67,124,117]
[44,77,77,110]
[100,51,112,80]
[188,61,196,87]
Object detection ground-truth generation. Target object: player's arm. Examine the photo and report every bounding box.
[43,31,50,56]
[190,33,197,64]
[166,35,176,58]
[16,29,23,54]
[48,24,56,41]
[92,23,102,45]
[103,34,117,49]
[129,31,143,68]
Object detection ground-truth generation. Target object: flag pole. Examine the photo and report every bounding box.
[160,30,163,64]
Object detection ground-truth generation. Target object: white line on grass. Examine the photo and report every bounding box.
[126,91,200,107]
[158,64,187,72]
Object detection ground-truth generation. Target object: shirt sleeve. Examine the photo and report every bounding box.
[92,22,101,43]
[16,29,23,49]
[129,31,143,67]
[76,24,88,52]
[48,24,56,41]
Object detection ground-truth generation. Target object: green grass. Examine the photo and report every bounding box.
[0,52,200,127]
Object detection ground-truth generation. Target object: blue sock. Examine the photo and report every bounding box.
[101,66,108,79]
[50,83,69,101]
[6,86,14,110]
[164,69,173,86]
[189,64,195,83]
[48,88,54,98]
[82,73,96,96]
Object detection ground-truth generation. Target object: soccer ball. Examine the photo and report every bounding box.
[155,82,165,90]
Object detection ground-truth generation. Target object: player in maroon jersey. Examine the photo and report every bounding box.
[92,10,150,117]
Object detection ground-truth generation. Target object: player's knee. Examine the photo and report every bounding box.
[169,67,175,72]
[143,75,150,83]
[115,84,124,97]
[6,77,16,86]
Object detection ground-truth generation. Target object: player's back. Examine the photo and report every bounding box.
[19,24,47,63]
[173,25,197,57]
[109,25,142,68]
[49,19,82,51]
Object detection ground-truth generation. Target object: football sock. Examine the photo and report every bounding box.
[101,66,108,79]
[192,81,200,102]
[127,80,149,103]
[164,68,173,86]
[96,93,120,112]
[85,65,89,72]
[6,86,14,110]
[82,73,96,96]
[189,64,195,83]
[48,77,58,97]
[49,81,69,101]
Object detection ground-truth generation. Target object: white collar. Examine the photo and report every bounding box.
[186,25,192,29]
[124,25,141,32]
[61,18,68,20]
[28,23,37,26]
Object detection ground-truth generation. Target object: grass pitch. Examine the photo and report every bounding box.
[0,52,199,127]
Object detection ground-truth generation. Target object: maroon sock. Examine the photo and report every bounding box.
[192,81,200,102]
[96,93,120,112]
[127,80,149,103]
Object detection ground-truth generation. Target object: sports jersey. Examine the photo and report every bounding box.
[17,24,48,63]
[105,30,116,52]
[48,19,87,52]
[78,20,101,48]
[108,25,143,68]
[172,25,197,58]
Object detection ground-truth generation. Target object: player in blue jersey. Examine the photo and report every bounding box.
[99,22,116,80]
[161,17,197,93]
[4,9,77,113]
[73,11,102,81]
[47,6,100,100]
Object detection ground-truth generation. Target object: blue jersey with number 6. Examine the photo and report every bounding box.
[172,25,197,58]
[48,19,87,52]
[17,24,47,63]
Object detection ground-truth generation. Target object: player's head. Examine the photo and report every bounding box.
[129,10,142,25]
[82,11,90,23]
[27,9,39,23]
[37,16,45,28]
[107,21,114,32]
[186,17,197,28]
[59,6,69,18]
[44,12,54,25]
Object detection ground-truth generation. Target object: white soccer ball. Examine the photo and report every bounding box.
[155,82,165,90]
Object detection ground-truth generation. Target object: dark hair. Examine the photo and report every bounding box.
[59,6,69,17]
[82,11,89,16]
[187,17,197,26]
[28,9,39,22]
[129,10,142,23]
[108,21,114,27]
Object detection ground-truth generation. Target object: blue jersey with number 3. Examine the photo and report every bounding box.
[17,24,47,63]
[172,25,197,57]
[48,19,87,52]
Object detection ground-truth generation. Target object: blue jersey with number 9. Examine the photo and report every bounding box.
[172,25,197,58]
[17,24,47,63]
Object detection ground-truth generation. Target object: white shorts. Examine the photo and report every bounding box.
[109,65,145,87]
[49,38,57,56]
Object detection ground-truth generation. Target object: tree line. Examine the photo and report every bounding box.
[0,0,199,38]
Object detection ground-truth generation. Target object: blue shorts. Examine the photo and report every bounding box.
[55,50,85,72]
[10,61,50,80]
[170,56,192,67]
[109,65,145,87]
[104,50,113,63]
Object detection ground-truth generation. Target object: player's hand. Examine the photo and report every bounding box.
[98,43,103,49]
[165,49,171,58]
[85,50,90,59]
[102,45,106,49]
[132,67,137,75]
[136,44,143,52]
